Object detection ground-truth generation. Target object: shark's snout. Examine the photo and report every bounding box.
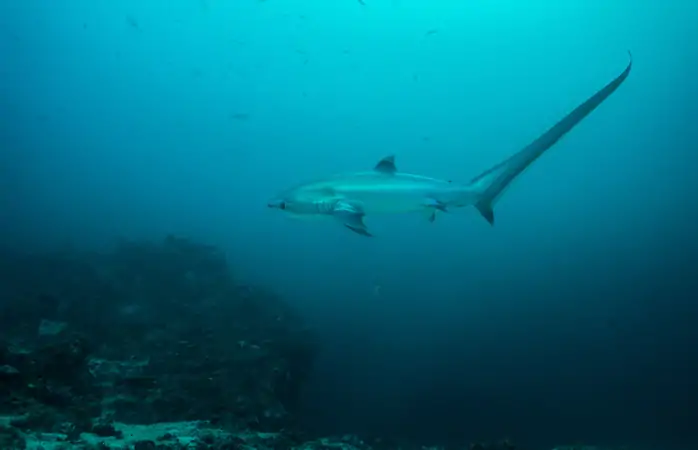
[267,199,286,210]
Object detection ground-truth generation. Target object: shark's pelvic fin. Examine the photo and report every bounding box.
[424,198,448,212]
[423,198,448,223]
[374,155,397,174]
[470,51,633,226]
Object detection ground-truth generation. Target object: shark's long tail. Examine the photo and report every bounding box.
[469,52,633,225]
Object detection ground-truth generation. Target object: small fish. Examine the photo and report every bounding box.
[268,52,633,236]
[125,14,140,31]
[230,112,250,121]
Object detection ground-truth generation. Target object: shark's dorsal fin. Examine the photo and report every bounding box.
[374,155,397,174]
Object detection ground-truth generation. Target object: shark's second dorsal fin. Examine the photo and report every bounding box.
[374,155,397,174]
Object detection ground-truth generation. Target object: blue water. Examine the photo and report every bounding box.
[2,1,697,448]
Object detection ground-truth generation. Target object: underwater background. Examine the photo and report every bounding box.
[2,1,697,449]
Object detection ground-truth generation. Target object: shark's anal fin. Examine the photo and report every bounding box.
[374,155,397,174]
[333,201,372,237]
[469,52,633,226]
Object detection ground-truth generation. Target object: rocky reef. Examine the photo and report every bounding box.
[0,236,345,449]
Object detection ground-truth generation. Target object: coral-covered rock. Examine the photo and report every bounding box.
[0,237,318,436]
[0,420,377,450]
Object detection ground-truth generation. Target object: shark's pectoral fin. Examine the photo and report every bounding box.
[341,213,371,236]
[345,221,372,236]
[333,201,372,237]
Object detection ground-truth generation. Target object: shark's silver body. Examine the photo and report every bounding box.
[280,171,473,214]
[269,53,633,236]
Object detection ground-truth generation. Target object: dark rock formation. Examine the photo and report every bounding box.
[0,236,317,437]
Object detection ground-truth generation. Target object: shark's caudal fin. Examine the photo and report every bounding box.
[469,52,633,225]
